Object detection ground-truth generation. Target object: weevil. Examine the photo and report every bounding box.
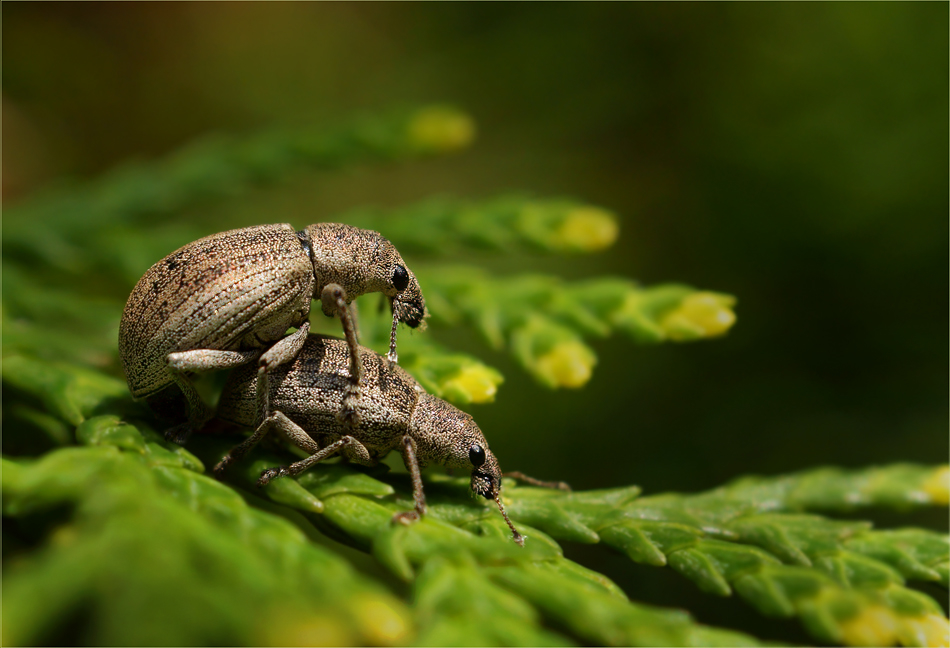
[119,223,426,443]
[213,333,528,545]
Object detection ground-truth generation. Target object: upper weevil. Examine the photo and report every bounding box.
[119,223,426,443]
[213,333,527,546]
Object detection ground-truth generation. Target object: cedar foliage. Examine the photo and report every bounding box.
[3,107,947,647]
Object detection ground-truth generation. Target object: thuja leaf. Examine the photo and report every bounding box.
[343,194,619,256]
[1,266,123,366]
[411,270,736,389]
[7,361,942,647]
[499,467,949,647]
[322,272,737,397]
[399,343,505,405]
[3,104,474,274]
[722,464,950,512]
[487,562,762,647]
[412,556,571,647]
[310,296,506,406]
[189,436,766,646]
[2,443,412,647]
[846,529,949,587]
[2,355,129,426]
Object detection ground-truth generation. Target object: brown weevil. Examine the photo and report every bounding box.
[119,223,427,443]
[213,333,527,546]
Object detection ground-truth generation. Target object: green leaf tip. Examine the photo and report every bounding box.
[343,194,619,256]
[406,105,476,154]
[401,349,505,405]
[2,355,129,426]
[75,414,147,454]
[720,463,950,511]
[396,271,736,391]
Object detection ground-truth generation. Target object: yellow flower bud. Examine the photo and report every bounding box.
[442,364,502,404]
[898,613,950,648]
[259,613,354,647]
[921,465,949,505]
[349,595,412,646]
[661,292,737,341]
[552,206,619,252]
[408,107,475,153]
[839,605,899,646]
[532,340,597,388]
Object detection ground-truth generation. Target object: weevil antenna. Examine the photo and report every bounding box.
[387,300,399,363]
[494,494,525,547]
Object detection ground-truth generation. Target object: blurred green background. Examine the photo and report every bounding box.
[4,3,947,637]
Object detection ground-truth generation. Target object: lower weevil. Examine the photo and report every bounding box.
[213,333,527,545]
[119,222,426,444]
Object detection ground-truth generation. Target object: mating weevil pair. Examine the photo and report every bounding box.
[119,222,425,443]
[120,222,563,545]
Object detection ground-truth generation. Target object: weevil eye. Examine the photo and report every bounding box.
[392,265,410,292]
[469,444,486,468]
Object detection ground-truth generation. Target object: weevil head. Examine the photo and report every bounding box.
[391,279,428,329]
[409,394,502,500]
[304,223,428,327]
[469,445,503,500]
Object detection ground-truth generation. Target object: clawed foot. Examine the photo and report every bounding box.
[212,456,232,478]
[163,422,196,446]
[391,510,421,526]
[257,466,288,487]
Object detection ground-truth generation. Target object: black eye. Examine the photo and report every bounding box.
[469,444,486,468]
[392,265,409,292]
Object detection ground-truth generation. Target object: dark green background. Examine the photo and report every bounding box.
[4,3,947,638]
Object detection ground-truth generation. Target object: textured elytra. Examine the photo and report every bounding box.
[120,224,314,398]
[217,334,503,499]
[119,222,428,427]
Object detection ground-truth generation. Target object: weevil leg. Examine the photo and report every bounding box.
[258,320,310,370]
[321,283,363,430]
[168,348,261,373]
[255,320,311,421]
[258,427,370,486]
[503,471,572,492]
[165,348,260,444]
[213,416,277,476]
[214,409,320,475]
[392,435,428,525]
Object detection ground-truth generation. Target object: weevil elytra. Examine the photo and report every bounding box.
[213,333,527,545]
[119,223,427,444]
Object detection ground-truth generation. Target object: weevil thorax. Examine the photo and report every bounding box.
[302,223,428,328]
[409,394,502,500]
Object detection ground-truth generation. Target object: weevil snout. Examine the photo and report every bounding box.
[469,449,523,545]
[471,452,524,546]
[465,434,499,500]
[393,286,428,329]
[471,469,500,499]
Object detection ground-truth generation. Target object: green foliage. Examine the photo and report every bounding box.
[3,106,947,646]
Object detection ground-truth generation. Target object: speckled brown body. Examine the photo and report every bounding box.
[120,224,313,399]
[118,222,427,438]
[217,335,504,500]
